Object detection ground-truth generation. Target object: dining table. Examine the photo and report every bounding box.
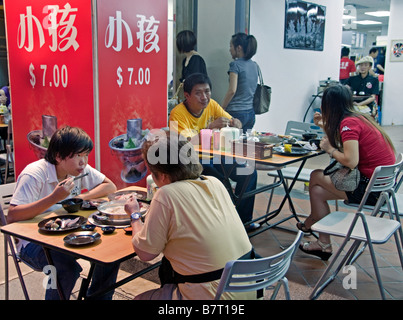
[196,142,325,237]
[0,186,160,300]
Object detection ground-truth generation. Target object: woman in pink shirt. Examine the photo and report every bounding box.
[297,84,395,260]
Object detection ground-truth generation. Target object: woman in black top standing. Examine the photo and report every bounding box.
[176,30,208,82]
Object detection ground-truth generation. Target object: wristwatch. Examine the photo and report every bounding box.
[130,212,141,222]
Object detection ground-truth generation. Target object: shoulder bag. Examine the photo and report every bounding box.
[323,159,360,192]
[253,63,271,115]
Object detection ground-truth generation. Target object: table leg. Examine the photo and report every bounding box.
[77,262,96,300]
[248,160,309,237]
[43,247,66,300]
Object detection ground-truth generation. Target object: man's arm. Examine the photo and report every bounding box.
[76,177,117,200]
[7,178,76,223]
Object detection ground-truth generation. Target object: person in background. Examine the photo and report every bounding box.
[221,33,258,133]
[169,73,259,231]
[375,47,385,75]
[339,47,356,85]
[345,55,379,118]
[7,126,119,300]
[368,47,379,76]
[176,30,208,83]
[124,132,255,300]
[0,86,10,107]
[297,84,395,260]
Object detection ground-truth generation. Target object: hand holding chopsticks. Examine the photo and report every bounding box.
[58,173,89,186]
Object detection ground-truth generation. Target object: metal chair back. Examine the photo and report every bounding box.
[214,231,303,300]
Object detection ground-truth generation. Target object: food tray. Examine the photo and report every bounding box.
[232,140,274,159]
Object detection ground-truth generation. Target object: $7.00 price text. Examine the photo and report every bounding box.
[29,63,68,89]
[116,66,151,88]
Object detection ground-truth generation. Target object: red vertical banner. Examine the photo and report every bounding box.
[96,0,168,189]
[4,0,96,176]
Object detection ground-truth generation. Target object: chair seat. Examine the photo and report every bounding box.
[267,166,313,182]
[311,211,401,244]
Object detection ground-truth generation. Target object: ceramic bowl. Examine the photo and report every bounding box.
[60,198,83,213]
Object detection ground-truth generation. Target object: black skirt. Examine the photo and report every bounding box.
[345,175,380,206]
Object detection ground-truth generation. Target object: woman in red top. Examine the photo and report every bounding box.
[297,84,395,260]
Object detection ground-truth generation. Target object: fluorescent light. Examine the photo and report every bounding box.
[355,20,382,25]
[365,11,390,17]
[343,14,356,20]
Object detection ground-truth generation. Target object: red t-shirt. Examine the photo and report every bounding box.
[340,57,356,80]
[340,116,395,178]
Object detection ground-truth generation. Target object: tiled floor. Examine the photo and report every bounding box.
[1,125,403,300]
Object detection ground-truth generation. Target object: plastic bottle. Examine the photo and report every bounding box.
[146,174,157,200]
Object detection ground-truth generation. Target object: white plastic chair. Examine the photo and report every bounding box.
[0,182,41,300]
[309,155,403,300]
[214,231,303,300]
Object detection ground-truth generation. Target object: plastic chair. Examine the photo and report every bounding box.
[344,162,403,217]
[0,182,41,300]
[214,231,303,300]
[309,155,403,300]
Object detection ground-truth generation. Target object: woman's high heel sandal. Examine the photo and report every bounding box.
[299,240,332,261]
[296,221,312,234]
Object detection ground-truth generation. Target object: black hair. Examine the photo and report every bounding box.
[45,126,93,165]
[321,84,394,152]
[341,47,350,57]
[183,73,212,94]
[369,47,378,54]
[231,33,257,60]
[142,131,202,183]
[176,30,197,53]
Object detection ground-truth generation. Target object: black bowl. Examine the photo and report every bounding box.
[302,133,318,141]
[309,139,321,149]
[101,226,116,234]
[60,198,83,213]
[81,224,96,231]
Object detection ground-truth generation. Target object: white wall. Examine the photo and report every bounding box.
[197,0,236,104]
[250,0,344,133]
[382,0,403,126]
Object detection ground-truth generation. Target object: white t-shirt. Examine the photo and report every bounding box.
[11,159,105,251]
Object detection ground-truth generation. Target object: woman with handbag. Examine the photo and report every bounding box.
[221,33,258,133]
[297,84,395,260]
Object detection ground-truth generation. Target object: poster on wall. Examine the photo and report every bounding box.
[96,0,168,189]
[390,40,403,62]
[4,0,96,176]
[284,0,326,51]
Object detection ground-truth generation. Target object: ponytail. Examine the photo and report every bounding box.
[231,33,257,60]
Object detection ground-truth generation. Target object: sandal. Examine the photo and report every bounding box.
[299,240,332,261]
[296,221,312,234]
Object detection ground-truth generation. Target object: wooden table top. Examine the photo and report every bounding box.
[195,145,325,167]
[1,187,143,265]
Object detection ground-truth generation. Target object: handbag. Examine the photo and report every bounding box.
[253,63,271,115]
[323,159,360,192]
[168,82,184,116]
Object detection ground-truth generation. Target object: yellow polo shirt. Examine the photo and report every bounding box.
[169,99,231,138]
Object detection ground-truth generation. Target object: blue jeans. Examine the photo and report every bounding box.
[202,161,257,223]
[227,109,255,133]
[20,243,120,300]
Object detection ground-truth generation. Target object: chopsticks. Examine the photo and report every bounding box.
[59,173,89,186]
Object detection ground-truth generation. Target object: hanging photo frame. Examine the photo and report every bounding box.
[284,0,326,51]
[390,40,403,62]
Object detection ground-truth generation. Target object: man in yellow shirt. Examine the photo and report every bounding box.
[169,73,259,230]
